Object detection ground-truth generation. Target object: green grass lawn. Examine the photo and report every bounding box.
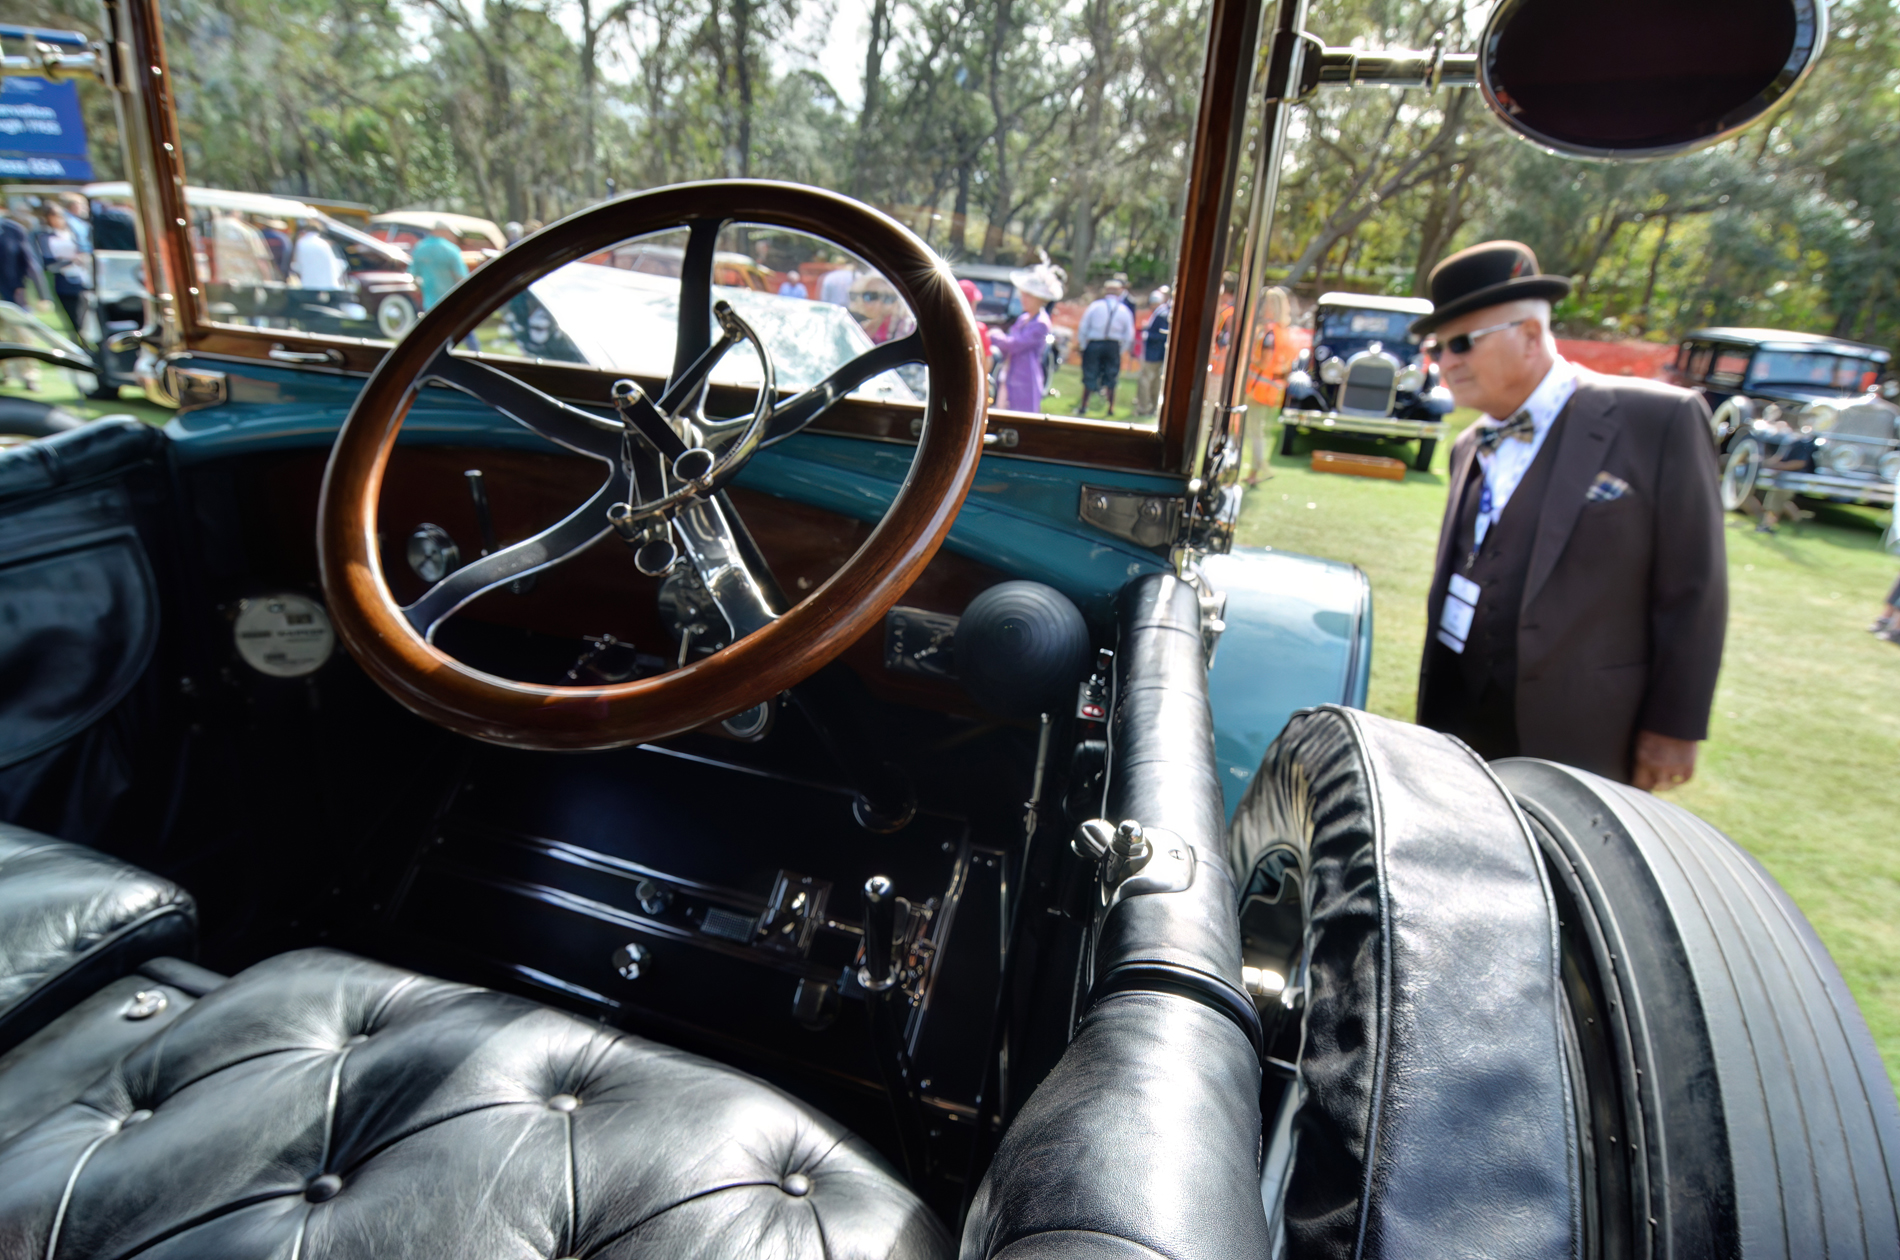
[1239,405,1900,1090]
[1,368,173,428]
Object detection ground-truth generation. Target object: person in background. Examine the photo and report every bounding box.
[291,221,345,290]
[36,204,90,336]
[88,198,138,252]
[410,220,475,349]
[58,193,91,255]
[1872,460,1900,644]
[259,218,293,279]
[957,278,994,393]
[504,222,524,247]
[0,211,44,389]
[848,273,914,344]
[1134,284,1170,418]
[1414,241,1726,791]
[207,209,273,286]
[821,264,856,307]
[1245,286,1295,485]
[1074,278,1135,417]
[994,259,1064,413]
[777,267,808,299]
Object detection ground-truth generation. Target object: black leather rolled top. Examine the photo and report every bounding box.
[0,824,195,1056]
[0,417,165,505]
[1232,706,1577,1259]
[961,573,1272,1260]
[1094,573,1256,1045]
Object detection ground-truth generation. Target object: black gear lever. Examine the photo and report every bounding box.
[859,874,898,991]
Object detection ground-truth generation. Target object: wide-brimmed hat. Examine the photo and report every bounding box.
[1010,260,1066,303]
[1410,241,1571,336]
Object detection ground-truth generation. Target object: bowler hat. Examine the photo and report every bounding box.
[1410,241,1571,336]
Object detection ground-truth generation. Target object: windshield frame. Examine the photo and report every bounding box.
[105,0,1255,475]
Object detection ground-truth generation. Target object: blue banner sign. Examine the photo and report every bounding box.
[0,76,93,181]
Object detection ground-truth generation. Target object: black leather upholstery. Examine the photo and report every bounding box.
[0,960,215,1149]
[0,948,951,1259]
[0,417,164,505]
[1231,706,1577,1259]
[0,824,196,1055]
[963,574,1272,1260]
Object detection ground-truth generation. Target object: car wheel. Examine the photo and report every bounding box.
[1413,437,1436,472]
[1278,423,1298,457]
[1496,759,1900,1260]
[0,398,87,442]
[1709,397,1748,447]
[1720,437,1761,512]
[375,293,418,340]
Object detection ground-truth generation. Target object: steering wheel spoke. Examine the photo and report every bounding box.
[671,218,726,384]
[402,472,630,640]
[423,349,622,463]
[762,331,926,445]
[673,496,781,640]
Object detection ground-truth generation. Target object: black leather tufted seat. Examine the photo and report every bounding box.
[0,823,195,1055]
[0,947,951,1259]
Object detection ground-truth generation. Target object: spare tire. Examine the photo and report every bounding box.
[1496,758,1900,1260]
[0,398,88,440]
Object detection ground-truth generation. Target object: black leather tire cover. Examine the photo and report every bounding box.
[1231,706,1578,1259]
[1496,758,1900,1259]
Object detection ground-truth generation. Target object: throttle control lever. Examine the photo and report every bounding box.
[859,874,899,991]
[858,874,926,1180]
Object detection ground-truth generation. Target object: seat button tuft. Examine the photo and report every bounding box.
[344,1034,369,1046]
[305,1173,343,1203]
[547,1093,579,1112]
[780,1172,812,1197]
[124,991,168,1021]
[123,1109,153,1127]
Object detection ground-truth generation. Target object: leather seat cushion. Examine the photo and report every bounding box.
[0,948,951,1260]
[0,824,195,1054]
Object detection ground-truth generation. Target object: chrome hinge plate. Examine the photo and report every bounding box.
[1079,485,1183,551]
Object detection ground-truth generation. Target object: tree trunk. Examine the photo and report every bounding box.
[981,0,1013,263]
[733,0,753,178]
[1636,215,1672,331]
[854,0,892,198]
[951,160,972,255]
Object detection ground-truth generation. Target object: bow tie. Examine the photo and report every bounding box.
[1476,409,1536,454]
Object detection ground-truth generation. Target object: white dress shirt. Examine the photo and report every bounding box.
[291,230,346,290]
[1078,297,1135,353]
[1472,357,1580,547]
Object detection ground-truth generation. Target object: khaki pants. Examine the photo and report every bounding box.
[1135,361,1164,416]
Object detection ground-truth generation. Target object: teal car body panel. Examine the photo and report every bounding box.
[166,357,1371,776]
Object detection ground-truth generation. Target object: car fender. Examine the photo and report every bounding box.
[1202,546,1371,821]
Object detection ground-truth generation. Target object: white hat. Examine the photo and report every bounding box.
[1010,259,1066,303]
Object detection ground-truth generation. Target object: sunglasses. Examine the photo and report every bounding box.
[1421,317,1529,358]
[851,290,899,305]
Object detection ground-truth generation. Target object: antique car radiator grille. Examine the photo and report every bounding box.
[1340,359,1397,415]
[1833,404,1896,442]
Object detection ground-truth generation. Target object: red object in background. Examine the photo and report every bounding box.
[1557,338,1676,379]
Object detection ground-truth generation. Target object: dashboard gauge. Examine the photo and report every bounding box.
[406,523,460,583]
[233,593,335,677]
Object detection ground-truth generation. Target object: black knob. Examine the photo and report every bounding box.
[860,875,897,991]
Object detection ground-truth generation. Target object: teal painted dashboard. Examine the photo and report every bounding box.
[166,357,1369,815]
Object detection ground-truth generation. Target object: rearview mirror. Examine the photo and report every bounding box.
[1479,0,1827,159]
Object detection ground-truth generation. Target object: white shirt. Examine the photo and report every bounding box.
[1078,296,1135,352]
[1472,357,1579,546]
[291,231,346,290]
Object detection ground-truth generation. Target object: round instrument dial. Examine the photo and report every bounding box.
[234,593,336,678]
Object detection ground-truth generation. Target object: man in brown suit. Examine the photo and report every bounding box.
[1413,242,1727,789]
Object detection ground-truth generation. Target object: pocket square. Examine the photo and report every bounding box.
[1586,471,1630,502]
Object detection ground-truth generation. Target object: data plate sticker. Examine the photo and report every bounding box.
[234,593,335,677]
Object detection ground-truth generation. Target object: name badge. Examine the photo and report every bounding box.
[1438,574,1480,654]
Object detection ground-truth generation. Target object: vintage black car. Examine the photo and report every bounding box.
[1674,326,1898,511]
[1279,293,1452,470]
[0,2,1895,1257]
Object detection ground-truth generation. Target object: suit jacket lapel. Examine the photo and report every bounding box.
[1524,376,1621,609]
[1434,433,1480,598]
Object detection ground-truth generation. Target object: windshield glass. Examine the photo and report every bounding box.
[1317,309,1417,345]
[1748,351,1880,392]
[151,0,1214,424]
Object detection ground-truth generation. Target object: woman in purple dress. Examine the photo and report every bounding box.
[994,261,1065,412]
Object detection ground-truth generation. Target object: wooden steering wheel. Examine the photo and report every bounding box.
[317,182,987,750]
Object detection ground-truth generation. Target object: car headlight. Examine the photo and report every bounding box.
[1286,370,1313,392]
[1878,450,1900,482]
[1396,365,1425,392]
[1804,402,1838,432]
[1319,357,1348,385]
[1823,442,1864,474]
